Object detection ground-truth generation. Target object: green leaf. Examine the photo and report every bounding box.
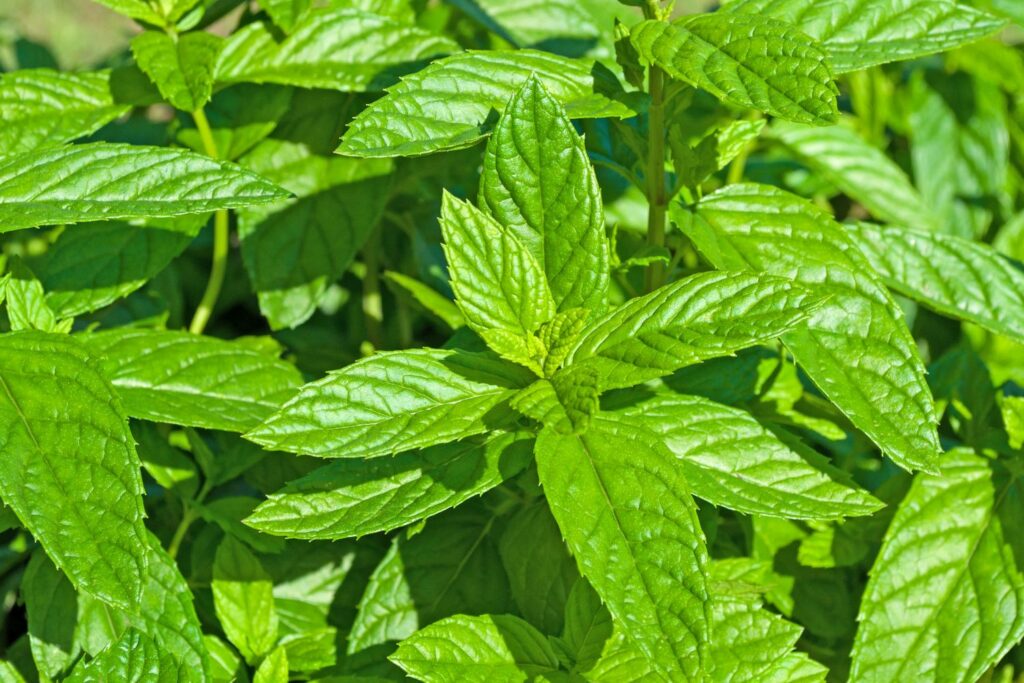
[683,183,941,472]
[42,534,208,681]
[499,501,579,635]
[212,536,279,664]
[23,552,80,680]
[850,222,1024,344]
[0,662,23,683]
[216,9,457,91]
[254,647,288,683]
[850,450,1024,682]
[629,15,838,125]
[131,30,222,112]
[0,332,148,611]
[480,75,609,312]
[132,537,211,680]
[237,139,393,329]
[908,70,1008,239]
[440,192,555,343]
[79,329,303,432]
[0,69,129,157]
[568,270,822,390]
[33,215,203,317]
[245,431,533,539]
[559,580,613,675]
[0,142,288,233]
[612,392,882,519]
[347,504,509,653]
[447,0,600,50]
[261,0,311,32]
[510,364,600,433]
[247,348,531,458]
[726,0,1006,73]
[390,614,561,682]
[768,119,940,232]
[176,83,293,161]
[535,417,710,680]
[337,50,640,157]
[4,259,64,333]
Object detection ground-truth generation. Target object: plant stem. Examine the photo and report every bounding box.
[644,63,667,293]
[167,507,199,561]
[188,107,229,335]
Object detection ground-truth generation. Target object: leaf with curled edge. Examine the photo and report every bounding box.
[850,222,1024,345]
[536,416,710,680]
[0,69,129,158]
[480,75,609,313]
[681,183,941,472]
[216,9,457,91]
[79,329,303,433]
[611,392,882,520]
[850,449,1024,682]
[246,348,533,458]
[726,0,1006,73]
[0,332,148,611]
[244,431,534,540]
[630,14,838,125]
[0,143,288,233]
[337,50,641,158]
[568,270,825,391]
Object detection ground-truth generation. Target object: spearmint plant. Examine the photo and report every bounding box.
[0,0,1023,681]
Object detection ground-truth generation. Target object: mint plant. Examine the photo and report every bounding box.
[0,0,1023,681]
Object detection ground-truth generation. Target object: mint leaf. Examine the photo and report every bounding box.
[347,504,509,654]
[253,647,288,683]
[448,0,599,49]
[727,0,1006,73]
[440,192,555,343]
[499,501,579,635]
[684,183,941,472]
[390,614,561,682]
[261,0,311,32]
[0,143,288,233]
[630,15,838,125]
[568,270,822,390]
[851,222,1024,344]
[908,70,1008,240]
[212,536,279,664]
[33,215,203,317]
[536,417,710,680]
[0,332,148,611]
[612,392,882,519]
[850,450,1024,681]
[769,119,941,232]
[480,75,609,313]
[216,9,457,91]
[131,30,222,112]
[0,69,129,157]
[237,139,393,329]
[245,431,533,539]
[337,50,639,157]
[79,329,303,432]
[247,348,531,457]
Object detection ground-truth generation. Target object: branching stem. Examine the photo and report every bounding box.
[188,107,229,335]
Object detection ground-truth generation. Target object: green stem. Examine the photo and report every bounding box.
[644,63,667,293]
[167,507,198,561]
[188,107,229,335]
